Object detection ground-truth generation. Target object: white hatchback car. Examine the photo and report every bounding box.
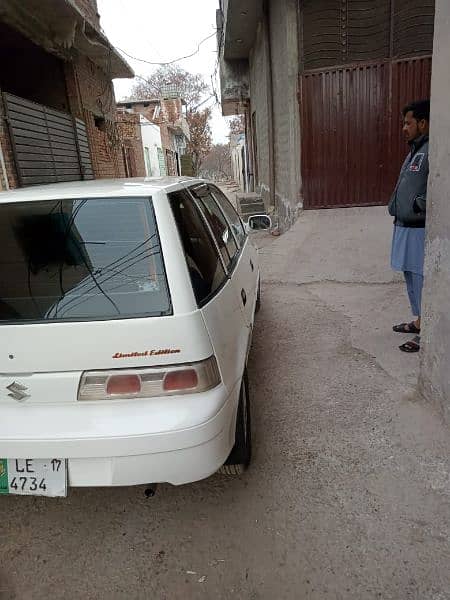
[0,177,268,497]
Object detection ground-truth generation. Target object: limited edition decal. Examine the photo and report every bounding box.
[112,349,181,359]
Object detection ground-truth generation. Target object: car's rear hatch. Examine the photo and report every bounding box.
[0,195,213,405]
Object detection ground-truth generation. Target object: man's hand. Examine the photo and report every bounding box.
[413,194,426,213]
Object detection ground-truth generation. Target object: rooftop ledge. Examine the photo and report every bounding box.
[0,0,134,79]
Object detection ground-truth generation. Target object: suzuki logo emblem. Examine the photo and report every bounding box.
[6,382,30,402]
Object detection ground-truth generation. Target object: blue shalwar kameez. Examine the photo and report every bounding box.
[391,225,425,316]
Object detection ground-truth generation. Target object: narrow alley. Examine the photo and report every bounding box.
[2,206,449,600]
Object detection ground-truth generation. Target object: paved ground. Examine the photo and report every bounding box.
[1,207,449,600]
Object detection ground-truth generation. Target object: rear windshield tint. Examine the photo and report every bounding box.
[0,196,171,323]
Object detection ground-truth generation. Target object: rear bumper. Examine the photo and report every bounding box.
[0,383,239,486]
[68,425,231,486]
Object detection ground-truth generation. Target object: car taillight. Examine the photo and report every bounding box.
[163,369,198,392]
[106,374,141,395]
[78,356,220,401]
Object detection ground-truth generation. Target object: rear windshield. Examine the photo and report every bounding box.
[0,196,171,323]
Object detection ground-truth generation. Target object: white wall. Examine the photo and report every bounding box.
[231,136,247,191]
[140,116,163,177]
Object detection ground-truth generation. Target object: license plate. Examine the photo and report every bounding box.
[0,458,67,497]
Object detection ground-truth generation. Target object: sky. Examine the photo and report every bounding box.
[97,0,229,144]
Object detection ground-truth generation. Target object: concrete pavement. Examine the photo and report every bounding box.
[260,206,418,387]
[1,206,449,600]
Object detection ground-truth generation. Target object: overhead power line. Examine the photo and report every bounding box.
[116,31,217,67]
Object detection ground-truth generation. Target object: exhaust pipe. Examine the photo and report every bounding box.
[144,484,158,498]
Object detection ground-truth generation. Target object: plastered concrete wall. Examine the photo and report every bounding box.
[140,117,163,177]
[219,58,250,114]
[419,0,450,424]
[248,0,301,230]
[249,22,271,209]
[270,0,302,229]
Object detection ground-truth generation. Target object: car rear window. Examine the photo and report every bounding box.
[0,196,171,323]
[169,190,227,305]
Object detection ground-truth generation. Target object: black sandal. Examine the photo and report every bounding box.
[393,321,420,334]
[399,336,420,353]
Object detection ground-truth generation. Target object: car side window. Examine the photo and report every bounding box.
[195,191,238,268]
[169,190,227,305]
[209,185,246,249]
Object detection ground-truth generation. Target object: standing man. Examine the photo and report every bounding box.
[389,100,430,353]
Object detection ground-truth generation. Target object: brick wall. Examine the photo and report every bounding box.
[121,101,179,175]
[126,100,178,155]
[158,123,175,153]
[0,89,19,189]
[83,109,126,179]
[156,100,182,175]
[160,98,183,124]
[0,1,129,188]
[116,112,146,177]
[123,103,156,123]
[67,55,126,179]
[160,125,178,175]
[165,149,178,176]
[73,54,116,119]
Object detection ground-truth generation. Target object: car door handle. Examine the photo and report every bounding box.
[241,288,247,306]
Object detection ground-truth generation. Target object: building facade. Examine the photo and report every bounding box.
[230,133,248,192]
[116,111,146,178]
[139,116,165,178]
[0,0,133,190]
[117,96,190,177]
[220,0,450,425]
[218,0,435,230]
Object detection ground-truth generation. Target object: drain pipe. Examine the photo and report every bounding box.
[264,0,276,214]
[0,138,9,190]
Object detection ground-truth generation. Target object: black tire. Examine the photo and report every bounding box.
[255,278,261,313]
[220,370,252,475]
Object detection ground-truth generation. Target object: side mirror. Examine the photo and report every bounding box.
[247,214,272,231]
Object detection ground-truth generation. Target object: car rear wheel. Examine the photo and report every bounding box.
[220,369,251,475]
[255,279,261,313]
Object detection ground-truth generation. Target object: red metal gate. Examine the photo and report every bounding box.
[300,56,432,209]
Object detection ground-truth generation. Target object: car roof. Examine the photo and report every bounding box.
[0,177,206,203]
